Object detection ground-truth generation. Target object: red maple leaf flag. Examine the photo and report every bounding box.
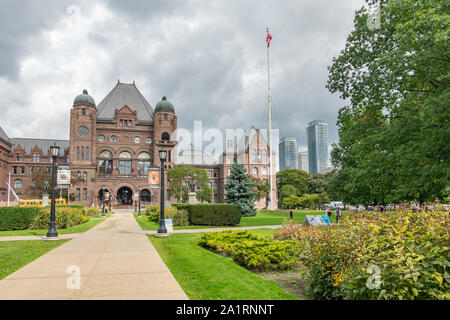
[266,32,272,47]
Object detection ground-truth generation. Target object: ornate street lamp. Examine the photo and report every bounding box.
[46,144,60,238]
[157,149,168,235]
[102,186,106,217]
[138,187,142,217]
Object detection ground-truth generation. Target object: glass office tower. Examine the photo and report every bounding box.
[306,120,329,174]
[279,137,299,170]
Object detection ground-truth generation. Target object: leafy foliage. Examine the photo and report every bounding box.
[167,165,212,203]
[289,209,450,300]
[186,204,242,226]
[327,0,450,204]
[199,230,301,271]
[0,207,42,231]
[224,163,257,216]
[28,207,88,230]
[146,206,189,226]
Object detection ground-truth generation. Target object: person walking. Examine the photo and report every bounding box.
[326,205,332,223]
[336,207,342,223]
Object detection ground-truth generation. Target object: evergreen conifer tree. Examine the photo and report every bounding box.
[224,163,257,216]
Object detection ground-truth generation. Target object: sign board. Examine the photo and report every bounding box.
[57,166,71,188]
[303,215,331,227]
[148,168,160,188]
[164,219,174,233]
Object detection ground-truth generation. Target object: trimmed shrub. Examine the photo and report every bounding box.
[180,204,241,226]
[199,230,301,271]
[147,206,189,226]
[56,204,84,209]
[82,207,101,217]
[0,207,42,231]
[28,206,88,230]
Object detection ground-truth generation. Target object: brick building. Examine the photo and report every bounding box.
[0,81,277,208]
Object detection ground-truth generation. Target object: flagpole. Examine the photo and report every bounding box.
[267,27,274,211]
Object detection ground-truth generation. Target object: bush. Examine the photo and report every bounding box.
[28,207,89,230]
[291,210,450,300]
[82,207,101,217]
[147,206,189,226]
[182,204,241,226]
[56,204,84,209]
[199,230,301,271]
[0,207,42,231]
[145,205,160,216]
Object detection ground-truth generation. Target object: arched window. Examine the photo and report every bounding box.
[14,179,22,189]
[119,151,132,159]
[138,152,151,159]
[262,167,268,175]
[119,151,132,175]
[214,182,218,190]
[253,167,258,176]
[161,132,170,141]
[99,150,113,174]
[77,147,80,160]
[99,150,112,159]
[137,152,151,175]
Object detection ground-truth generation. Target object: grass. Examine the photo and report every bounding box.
[0,240,69,279]
[0,214,110,237]
[149,232,297,300]
[135,210,348,231]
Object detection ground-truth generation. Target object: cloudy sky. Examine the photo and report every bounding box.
[0,0,365,154]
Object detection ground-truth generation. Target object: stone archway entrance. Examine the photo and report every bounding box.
[117,186,133,205]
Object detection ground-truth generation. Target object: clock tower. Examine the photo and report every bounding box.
[69,89,97,202]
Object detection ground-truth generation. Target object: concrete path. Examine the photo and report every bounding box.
[0,211,188,300]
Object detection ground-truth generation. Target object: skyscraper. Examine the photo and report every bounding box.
[279,136,298,170]
[307,120,329,175]
[298,151,309,173]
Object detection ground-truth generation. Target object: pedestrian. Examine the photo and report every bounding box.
[336,207,342,223]
[325,205,332,222]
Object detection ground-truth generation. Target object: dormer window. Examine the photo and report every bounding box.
[33,153,40,162]
[124,120,128,126]
[119,120,123,126]
[128,120,132,127]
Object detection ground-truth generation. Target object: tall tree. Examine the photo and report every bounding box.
[250,176,270,202]
[167,165,212,203]
[224,163,257,216]
[327,0,449,204]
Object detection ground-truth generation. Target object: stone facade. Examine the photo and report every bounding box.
[0,81,277,209]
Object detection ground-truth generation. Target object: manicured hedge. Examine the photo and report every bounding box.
[174,204,241,226]
[0,207,42,231]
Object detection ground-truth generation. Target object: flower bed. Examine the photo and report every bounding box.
[280,210,450,300]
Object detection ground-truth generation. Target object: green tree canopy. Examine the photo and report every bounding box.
[276,169,312,206]
[327,0,450,205]
[167,165,212,203]
[224,163,257,216]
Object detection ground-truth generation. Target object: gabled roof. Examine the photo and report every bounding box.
[96,82,154,124]
[0,126,11,146]
[9,138,69,157]
[177,144,218,166]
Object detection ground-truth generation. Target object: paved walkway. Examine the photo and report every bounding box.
[0,211,188,300]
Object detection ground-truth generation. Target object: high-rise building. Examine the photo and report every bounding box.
[307,120,329,175]
[279,136,298,170]
[298,151,309,173]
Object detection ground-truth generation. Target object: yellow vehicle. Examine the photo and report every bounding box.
[19,199,67,207]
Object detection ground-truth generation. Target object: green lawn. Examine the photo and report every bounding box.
[0,215,110,237]
[0,240,69,279]
[135,210,347,231]
[149,232,297,300]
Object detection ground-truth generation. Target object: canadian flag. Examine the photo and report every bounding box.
[266,32,272,47]
[131,167,135,173]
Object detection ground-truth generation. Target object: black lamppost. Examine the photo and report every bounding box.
[46,144,60,238]
[138,187,142,217]
[157,149,167,235]
[102,186,106,217]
